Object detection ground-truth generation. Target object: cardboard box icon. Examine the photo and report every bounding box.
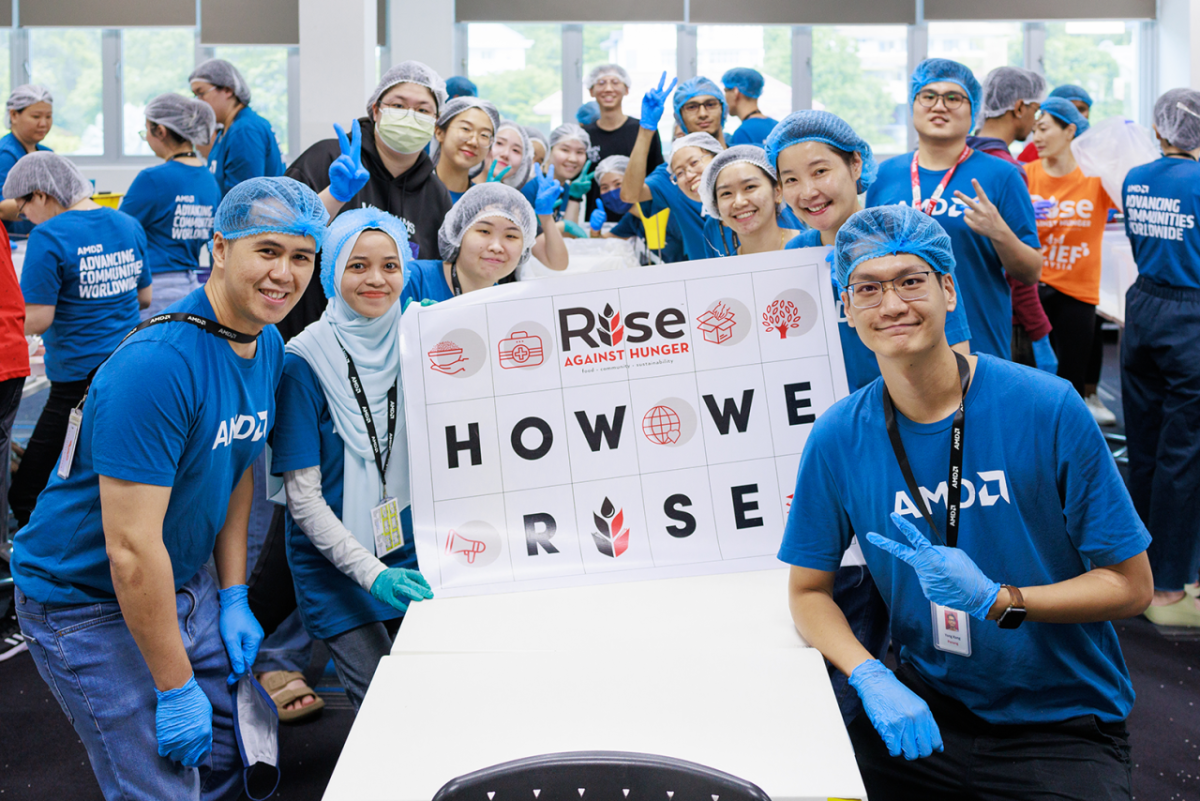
[695,303,737,344]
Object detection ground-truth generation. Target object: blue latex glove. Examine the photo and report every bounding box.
[155,676,213,767]
[568,160,596,201]
[531,163,564,216]
[217,584,264,683]
[402,297,439,312]
[848,660,943,761]
[485,160,512,183]
[1033,198,1055,220]
[563,220,589,239]
[1031,335,1058,374]
[589,204,607,233]
[640,72,678,131]
[328,120,371,203]
[866,513,1001,620]
[369,568,434,612]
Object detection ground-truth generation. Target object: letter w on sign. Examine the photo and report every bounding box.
[592,497,629,558]
[598,303,623,346]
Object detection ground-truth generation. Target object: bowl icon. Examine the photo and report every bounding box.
[428,341,468,374]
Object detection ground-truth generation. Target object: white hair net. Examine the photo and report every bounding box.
[1154,88,1200,152]
[699,145,777,220]
[549,123,591,151]
[669,132,725,162]
[980,66,1047,120]
[494,121,535,188]
[437,183,538,268]
[189,59,251,106]
[145,93,217,146]
[6,85,53,128]
[586,63,632,90]
[526,127,549,151]
[595,155,630,180]
[437,97,501,135]
[367,61,448,116]
[2,151,92,207]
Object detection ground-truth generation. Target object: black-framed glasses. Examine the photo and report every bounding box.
[681,99,722,115]
[846,270,938,309]
[915,90,966,111]
[15,196,31,221]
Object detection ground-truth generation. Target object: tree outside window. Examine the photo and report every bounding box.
[469,23,561,136]
[1044,21,1139,124]
[813,26,907,156]
[29,29,104,155]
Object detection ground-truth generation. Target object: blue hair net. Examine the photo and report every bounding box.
[214,176,330,249]
[834,205,956,288]
[576,101,601,126]
[910,58,983,130]
[446,76,478,99]
[1048,84,1094,108]
[673,76,728,132]
[764,110,878,194]
[319,206,412,300]
[721,67,764,99]
[1038,97,1090,138]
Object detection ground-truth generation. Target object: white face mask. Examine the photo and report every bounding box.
[376,107,436,155]
[231,673,280,800]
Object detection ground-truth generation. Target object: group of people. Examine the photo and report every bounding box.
[0,45,1196,801]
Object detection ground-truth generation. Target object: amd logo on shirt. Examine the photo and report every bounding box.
[894,470,1011,518]
[212,412,269,450]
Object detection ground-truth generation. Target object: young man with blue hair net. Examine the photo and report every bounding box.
[867,58,1044,362]
[722,67,778,147]
[672,76,728,145]
[781,202,1152,801]
[10,176,329,801]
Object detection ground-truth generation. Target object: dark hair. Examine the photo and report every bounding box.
[825,143,859,170]
[1044,114,1069,131]
[150,122,188,148]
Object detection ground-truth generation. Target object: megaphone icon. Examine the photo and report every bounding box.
[445,529,486,564]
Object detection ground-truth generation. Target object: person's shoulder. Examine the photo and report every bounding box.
[786,228,823,249]
[101,207,148,238]
[811,381,882,444]
[877,152,911,172]
[974,353,1073,411]
[966,148,1023,181]
[282,349,318,382]
[288,136,340,168]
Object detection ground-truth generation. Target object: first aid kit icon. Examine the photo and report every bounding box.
[497,331,544,369]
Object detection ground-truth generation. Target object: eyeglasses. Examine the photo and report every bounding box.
[593,78,626,90]
[681,100,722,115]
[192,86,215,100]
[846,270,939,309]
[670,155,709,185]
[381,101,437,117]
[15,196,31,221]
[915,90,967,111]
[138,130,148,140]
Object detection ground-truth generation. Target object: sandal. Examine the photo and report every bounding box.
[259,670,325,723]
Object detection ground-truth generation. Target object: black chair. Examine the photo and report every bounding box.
[432,750,772,801]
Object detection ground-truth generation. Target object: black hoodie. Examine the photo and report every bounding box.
[278,116,453,340]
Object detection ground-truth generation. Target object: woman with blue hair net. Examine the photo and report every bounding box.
[1019,84,1094,163]
[1121,88,1200,628]
[722,68,778,147]
[866,57,1043,362]
[0,85,54,236]
[189,59,285,198]
[781,202,1151,801]
[11,176,331,800]
[272,207,433,710]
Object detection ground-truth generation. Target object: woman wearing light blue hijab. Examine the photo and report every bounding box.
[270,206,433,710]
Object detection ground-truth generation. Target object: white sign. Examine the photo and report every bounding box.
[401,248,848,596]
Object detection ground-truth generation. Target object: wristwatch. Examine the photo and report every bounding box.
[997,584,1027,629]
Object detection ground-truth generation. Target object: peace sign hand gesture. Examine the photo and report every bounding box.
[568,160,596,200]
[328,120,371,203]
[640,72,678,131]
[953,179,1013,242]
[485,159,512,183]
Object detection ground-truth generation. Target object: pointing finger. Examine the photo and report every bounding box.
[350,119,362,163]
[971,178,992,206]
[334,123,350,156]
[656,71,666,93]
[546,163,556,182]
[665,76,678,96]
[952,189,982,212]
[890,512,934,551]
[496,163,512,181]
[865,531,919,565]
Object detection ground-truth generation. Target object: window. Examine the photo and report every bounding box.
[0,30,9,100]
[1044,21,1140,123]
[211,46,290,157]
[812,26,908,156]
[29,28,105,155]
[928,22,1022,81]
[581,24,676,141]
[122,28,197,156]
[695,25,791,138]
[469,23,561,136]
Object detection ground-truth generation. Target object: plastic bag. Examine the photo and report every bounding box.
[1071,118,1160,212]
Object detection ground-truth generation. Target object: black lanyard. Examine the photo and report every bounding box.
[169,151,199,161]
[1165,152,1198,160]
[334,338,398,497]
[450,262,463,296]
[881,352,971,548]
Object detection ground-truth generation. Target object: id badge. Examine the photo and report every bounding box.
[57,408,84,480]
[931,602,972,657]
[371,496,404,557]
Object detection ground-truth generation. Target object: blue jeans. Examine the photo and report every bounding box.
[15,570,242,801]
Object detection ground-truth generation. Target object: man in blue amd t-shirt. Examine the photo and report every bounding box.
[780,205,1152,801]
[866,59,1043,360]
[10,177,328,801]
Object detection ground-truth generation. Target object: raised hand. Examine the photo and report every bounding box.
[569,160,596,201]
[640,72,679,131]
[532,163,564,216]
[953,179,1013,241]
[486,159,513,183]
[328,120,370,202]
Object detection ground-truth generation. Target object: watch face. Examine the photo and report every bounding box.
[998,607,1028,629]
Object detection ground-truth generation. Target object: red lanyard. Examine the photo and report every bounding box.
[911,146,972,215]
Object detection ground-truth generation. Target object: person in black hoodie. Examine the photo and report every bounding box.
[281,60,452,340]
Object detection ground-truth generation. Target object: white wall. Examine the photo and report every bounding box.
[298,0,377,153]
[1157,0,1200,92]
[388,0,456,82]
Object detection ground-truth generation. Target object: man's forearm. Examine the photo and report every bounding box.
[536,213,569,270]
[994,233,1042,285]
[986,552,1153,624]
[213,467,253,590]
[110,538,193,692]
[620,128,656,204]
[788,566,876,677]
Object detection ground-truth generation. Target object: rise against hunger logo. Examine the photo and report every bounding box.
[591,497,630,558]
[597,303,623,347]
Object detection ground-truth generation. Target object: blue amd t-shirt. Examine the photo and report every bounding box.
[866,150,1040,360]
[0,133,52,237]
[1123,157,1200,289]
[271,355,416,640]
[778,355,1150,725]
[786,229,972,392]
[19,207,151,382]
[400,258,456,306]
[208,106,285,197]
[645,163,708,261]
[701,210,806,259]
[11,289,285,605]
[120,161,221,275]
[729,117,778,147]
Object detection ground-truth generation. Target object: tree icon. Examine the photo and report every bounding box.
[762,299,802,339]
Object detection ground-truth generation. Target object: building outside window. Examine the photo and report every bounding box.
[469,23,561,136]
[695,25,791,139]
[812,25,908,156]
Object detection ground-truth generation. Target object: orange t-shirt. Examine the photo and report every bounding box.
[1024,160,1115,306]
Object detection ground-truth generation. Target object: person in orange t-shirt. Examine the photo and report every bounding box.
[1025,98,1115,397]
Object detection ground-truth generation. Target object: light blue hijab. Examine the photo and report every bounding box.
[287,207,412,553]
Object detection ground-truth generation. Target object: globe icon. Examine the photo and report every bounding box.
[642,405,681,445]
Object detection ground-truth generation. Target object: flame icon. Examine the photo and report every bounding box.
[591,497,629,558]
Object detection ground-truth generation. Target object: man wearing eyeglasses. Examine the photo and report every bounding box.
[866,58,1044,362]
[581,63,664,222]
[782,203,1151,801]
